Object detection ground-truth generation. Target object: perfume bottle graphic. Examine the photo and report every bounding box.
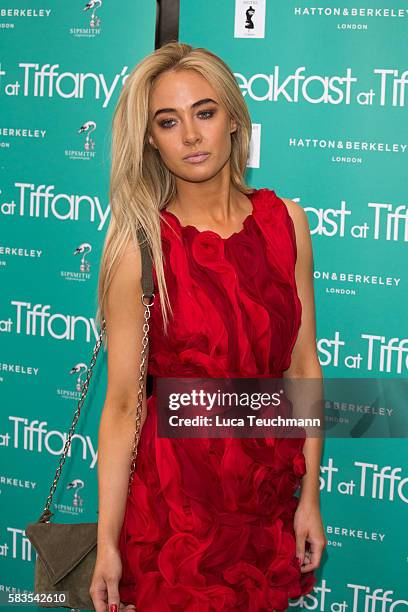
[67,479,85,508]
[83,0,102,28]
[70,363,88,392]
[78,121,96,151]
[245,6,255,29]
[73,242,92,272]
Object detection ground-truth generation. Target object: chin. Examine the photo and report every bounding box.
[171,166,219,183]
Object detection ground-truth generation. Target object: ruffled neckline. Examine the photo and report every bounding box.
[161,188,260,242]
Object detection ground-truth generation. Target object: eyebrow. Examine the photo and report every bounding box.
[152,98,219,120]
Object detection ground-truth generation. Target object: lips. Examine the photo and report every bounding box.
[184,151,209,159]
[183,152,210,163]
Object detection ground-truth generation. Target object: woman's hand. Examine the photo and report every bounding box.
[293,500,327,573]
[89,544,136,612]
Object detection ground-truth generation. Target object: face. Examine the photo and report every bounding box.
[147,69,237,183]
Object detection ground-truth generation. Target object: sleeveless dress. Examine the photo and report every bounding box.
[118,187,317,611]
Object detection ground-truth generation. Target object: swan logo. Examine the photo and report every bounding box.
[78,120,96,152]
[60,242,92,282]
[234,0,266,38]
[69,0,103,38]
[56,360,90,400]
[74,242,92,272]
[64,120,97,160]
[84,0,103,28]
[53,479,88,515]
[68,479,85,507]
[70,362,89,392]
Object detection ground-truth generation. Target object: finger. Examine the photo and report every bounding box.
[107,584,120,612]
[300,555,316,572]
[300,542,324,572]
[89,578,108,612]
[295,532,306,566]
[119,603,136,612]
[90,579,109,612]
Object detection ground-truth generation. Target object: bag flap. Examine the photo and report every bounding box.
[25,521,97,585]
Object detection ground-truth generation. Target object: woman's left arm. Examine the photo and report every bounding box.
[281,197,328,573]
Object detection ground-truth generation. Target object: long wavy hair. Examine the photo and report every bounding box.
[96,41,253,344]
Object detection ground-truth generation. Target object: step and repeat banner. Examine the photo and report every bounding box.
[0,1,157,606]
[1,0,407,610]
[179,0,408,609]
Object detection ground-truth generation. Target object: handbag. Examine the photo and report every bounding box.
[25,226,155,610]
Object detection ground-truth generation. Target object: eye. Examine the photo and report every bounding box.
[159,118,176,129]
[158,109,216,129]
[198,109,216,119]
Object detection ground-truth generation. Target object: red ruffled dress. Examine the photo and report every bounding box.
[118,187,317,611]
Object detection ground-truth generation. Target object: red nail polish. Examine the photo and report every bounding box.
[109,604,118,612]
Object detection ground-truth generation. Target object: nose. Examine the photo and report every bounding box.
[182,118,202,146]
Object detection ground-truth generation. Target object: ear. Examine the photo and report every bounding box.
[148,134,157,149]
[230,117,238,134]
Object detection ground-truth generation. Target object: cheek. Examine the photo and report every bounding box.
[154,132,181,160]
[207,122,233,152]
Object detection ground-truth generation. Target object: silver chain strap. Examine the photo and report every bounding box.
[127,294,154,494]
[41,293,155,517]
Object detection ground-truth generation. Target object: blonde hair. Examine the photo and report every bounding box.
[96,41,253,343]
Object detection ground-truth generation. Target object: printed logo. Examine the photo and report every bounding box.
[1,183,110,231]
[79,120,97,152]
[0,417,97,468]
[290,578,408,612]
[65,120,97,160]
[1,63,128,107]
[320,457,408,504]
[56,360,90,401]
[235,67,407,108]
[304,200,408,242]
[84,0,103,28]
[1,300,98,343]
[54,479,88,515]
[70,362,88,393]
[60,242,93,281]
[234,0,266,38]
[318,330,408,374]
[69,0,103,38]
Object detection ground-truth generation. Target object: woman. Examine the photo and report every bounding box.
[90,42,327,612]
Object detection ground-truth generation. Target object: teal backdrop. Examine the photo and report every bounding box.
[0,1,157,609]
[179,0,408,609]
[1,0,407,610]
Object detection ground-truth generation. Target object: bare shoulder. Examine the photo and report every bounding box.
[107,237,142,301]
[104,234,144,344]
[280,197,309,228]
[279,197,311,251]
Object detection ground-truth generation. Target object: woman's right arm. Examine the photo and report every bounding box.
[90,239,148,612]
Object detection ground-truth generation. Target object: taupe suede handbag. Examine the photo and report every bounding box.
[25,227,155,610]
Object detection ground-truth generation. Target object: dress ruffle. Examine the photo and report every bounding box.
[118,188,316,610]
